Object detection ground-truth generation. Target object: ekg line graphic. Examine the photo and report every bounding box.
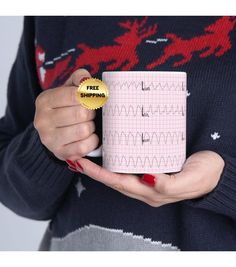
[103,104,185,116]
[105,81,185,91]
[103,131,185,145]
[102,72,187,173]
[103,154,185,168]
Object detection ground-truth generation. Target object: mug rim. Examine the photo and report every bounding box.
[102,71,186,75]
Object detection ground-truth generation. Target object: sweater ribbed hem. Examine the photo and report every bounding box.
[0,123,76,219]
[15,123,75,190]
[185,153,236,220]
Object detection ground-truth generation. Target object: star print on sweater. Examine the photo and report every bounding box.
[75,178,86,198]
[211,132,221,140]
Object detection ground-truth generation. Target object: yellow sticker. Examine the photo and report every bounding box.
[76,78,109,110]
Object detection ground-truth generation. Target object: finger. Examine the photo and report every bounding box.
[47,86,80,108]
[76,158,161,198]
[141,172,172,196]
[140,172,194,201]
[64,68,91,87]
[49,69,91,108]
[51,105,96,127]
[55,121,96,145]
[62,133,99,160]
[166,166,201,196]
[151,168,199,196]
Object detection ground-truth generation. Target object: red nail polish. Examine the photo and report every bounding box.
[66,160,76,168]
[75,161,84,172]
[141,174,156,187]
[80,77,90,84]
[68,166,79,173]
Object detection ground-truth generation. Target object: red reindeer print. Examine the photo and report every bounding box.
[70,17,158,75]
[35,17,157,89]
[147,16,236,69]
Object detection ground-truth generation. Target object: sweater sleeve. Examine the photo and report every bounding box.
[184,152,236,221]
[0,17,75,220]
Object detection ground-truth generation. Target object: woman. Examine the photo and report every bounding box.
[0,16,236,251]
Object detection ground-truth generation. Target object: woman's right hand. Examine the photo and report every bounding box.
[34,69,99,161]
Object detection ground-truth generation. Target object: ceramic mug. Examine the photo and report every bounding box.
[88,71,187,174]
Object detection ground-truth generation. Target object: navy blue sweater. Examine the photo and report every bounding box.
[1,16,236,251]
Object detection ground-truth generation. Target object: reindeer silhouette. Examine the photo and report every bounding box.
[147,16,236,69]
[36,17,158,89]
[71,17,158,75]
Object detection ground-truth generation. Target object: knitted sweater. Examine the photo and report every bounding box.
[0,16,236,251]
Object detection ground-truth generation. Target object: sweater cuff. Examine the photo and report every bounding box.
[14,123,75,190]
[185,153,236,220]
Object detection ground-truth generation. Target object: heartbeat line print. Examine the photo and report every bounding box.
[103,104,185,116]
[103,131,185,146]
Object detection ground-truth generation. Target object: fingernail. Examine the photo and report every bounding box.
[141,174,156,187]
[66,160,76,168]
[80,77,90,84]
[75,161,84,172]
[68,166,79,173]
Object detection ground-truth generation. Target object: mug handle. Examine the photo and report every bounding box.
[86,144,102,157]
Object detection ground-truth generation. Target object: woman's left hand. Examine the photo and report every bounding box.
[68,150,225,207]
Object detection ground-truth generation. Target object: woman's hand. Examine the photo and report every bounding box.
[34,69,99,162]
[73,150,225,207]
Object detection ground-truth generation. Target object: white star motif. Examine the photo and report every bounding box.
[211,132,221,140]
[186,91,191,97]
[75,178,86,198]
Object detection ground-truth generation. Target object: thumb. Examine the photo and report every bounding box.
[64,68,91,87]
